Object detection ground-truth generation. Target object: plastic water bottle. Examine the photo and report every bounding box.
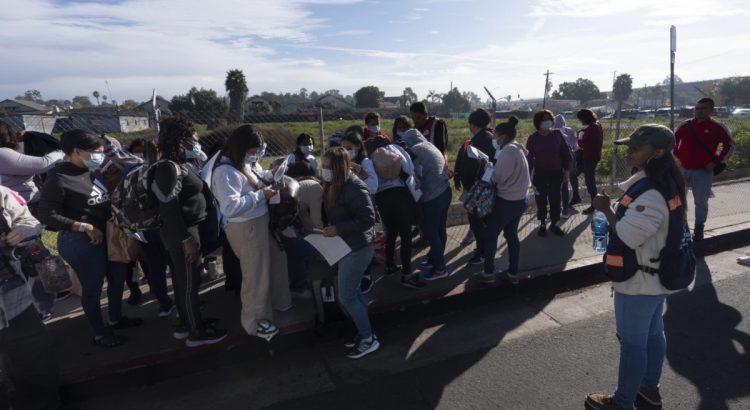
[592,211,608,253]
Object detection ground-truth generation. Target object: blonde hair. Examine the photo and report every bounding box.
[322,147,351,205]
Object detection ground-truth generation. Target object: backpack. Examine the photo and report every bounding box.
[604,178,696,290]
[371,146,404,180]
[270,175,301,232]
[111,160,185,234]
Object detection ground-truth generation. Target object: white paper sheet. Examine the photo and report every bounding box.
[481,163,494,182]
[406,175,422,202]
[467,145,489,161]
[304,234,352,266]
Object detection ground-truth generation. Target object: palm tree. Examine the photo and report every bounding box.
[225,69,248,123]
[93,90,100,106]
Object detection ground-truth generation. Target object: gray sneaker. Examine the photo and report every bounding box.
[346,335,380,359]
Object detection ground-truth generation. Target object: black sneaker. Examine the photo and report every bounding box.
[637,386,662,406]
[503,270,520,285]
[400,274,427,289]
[346,335,380,359]
[185,326,228,348]
[693,224,704,241]
[360,274,373,294]
[173,324,189,340]
[468,253,484,265]
[419,259,434,270]
[537,225,547,237]
[39,311,54,322]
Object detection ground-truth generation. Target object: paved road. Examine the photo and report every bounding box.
[69,245,750,410]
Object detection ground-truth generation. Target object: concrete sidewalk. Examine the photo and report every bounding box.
[45,178,750,384]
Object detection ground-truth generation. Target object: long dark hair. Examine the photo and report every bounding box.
[322,147,350,205]
[341,130,366,164]
[220,124,263,188]
[0,121,18,150]
[158,117,195,163]
[645,152,688,212]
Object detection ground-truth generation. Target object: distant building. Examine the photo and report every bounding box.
[0,99,53,115]
[316,95,354,110]
[379,96,402,109]
[138,96,171,128]
[62,107,150,133]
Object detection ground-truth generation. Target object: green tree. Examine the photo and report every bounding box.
[120,99,140,111]
[225,69,249,123]
[442,87,471,112]
[15,90,43,103]
[354,86,384,108]
[400,87,418,107]
[426,90,442,104]
[170,87,228,125]
[462,90,482,106]
[92,91,100,106]
[718,76,750,107]
[551,78,602,103]
[72,96,93,108]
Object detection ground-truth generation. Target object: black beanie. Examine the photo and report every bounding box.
[60,129,103,155]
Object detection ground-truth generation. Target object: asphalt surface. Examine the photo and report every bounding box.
[67,245,750,410]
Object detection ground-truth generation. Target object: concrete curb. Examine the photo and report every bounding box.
[58,221,750,396]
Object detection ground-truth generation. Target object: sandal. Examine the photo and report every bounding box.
[109,315,143,330]
[93,333,127,348]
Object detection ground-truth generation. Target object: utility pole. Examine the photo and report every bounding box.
[542,70,553,109]
[670,25,677,130]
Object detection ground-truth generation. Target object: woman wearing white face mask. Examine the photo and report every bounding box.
[526,109,572,237]
[286,133,317,176]
[211,125,292,342]
[341,131,377,195]
[391,115,414,146]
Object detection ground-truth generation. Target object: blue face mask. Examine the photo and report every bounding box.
[369,125,380,133]
[492,139,500,150]
[84,152,105,169]
[300,145,313,155]
[245,154,258,165]
[185,143,202,159]
[321,168,333,182]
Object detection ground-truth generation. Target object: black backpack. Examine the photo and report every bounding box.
[605,178,696,290]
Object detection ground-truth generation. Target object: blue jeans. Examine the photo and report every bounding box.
[337,244,375,339]
[57,231,126,337]
[282,232,316,291]
[613,292,667,408]
[483,197,529,275]
[684,169,712,226]
[419,187,452,269]
[580,159,599,201]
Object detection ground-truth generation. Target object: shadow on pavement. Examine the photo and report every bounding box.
[664,258,750,410]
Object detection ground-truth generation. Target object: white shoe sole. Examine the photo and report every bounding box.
[173,330,189,340]
[185,334,227,348]
[346,339,380,359]
[159,306,176,318]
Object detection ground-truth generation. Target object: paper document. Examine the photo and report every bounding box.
[481,163,494,183]
[467,145,489,161]
[304,234,352,266]
[406,175,422,202]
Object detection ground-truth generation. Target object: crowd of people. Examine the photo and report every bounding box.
[0,97,736,409]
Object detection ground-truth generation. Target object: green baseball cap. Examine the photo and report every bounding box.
[614,124,675,150]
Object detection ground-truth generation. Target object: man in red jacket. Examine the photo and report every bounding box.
[674,98,735,240]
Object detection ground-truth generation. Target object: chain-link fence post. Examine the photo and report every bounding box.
[318,107,325,154]
[611,105,622,186]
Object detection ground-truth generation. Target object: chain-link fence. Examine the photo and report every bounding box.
[6,109,749,254]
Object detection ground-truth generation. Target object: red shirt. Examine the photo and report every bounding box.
[362,128,391,141]
[578,122,603,161]
[674,118,734,170]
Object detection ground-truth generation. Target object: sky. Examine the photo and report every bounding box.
[2,0,749,104]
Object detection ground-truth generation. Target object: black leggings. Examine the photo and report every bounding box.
[374,187,416,276]
[161,226,204,334]
[533,170,564,224]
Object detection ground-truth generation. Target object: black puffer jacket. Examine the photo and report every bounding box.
[324,174,375,251]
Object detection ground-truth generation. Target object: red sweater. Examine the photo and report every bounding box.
[578,122,603,161]
[362,128,391,141]
[674,118,734,170]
